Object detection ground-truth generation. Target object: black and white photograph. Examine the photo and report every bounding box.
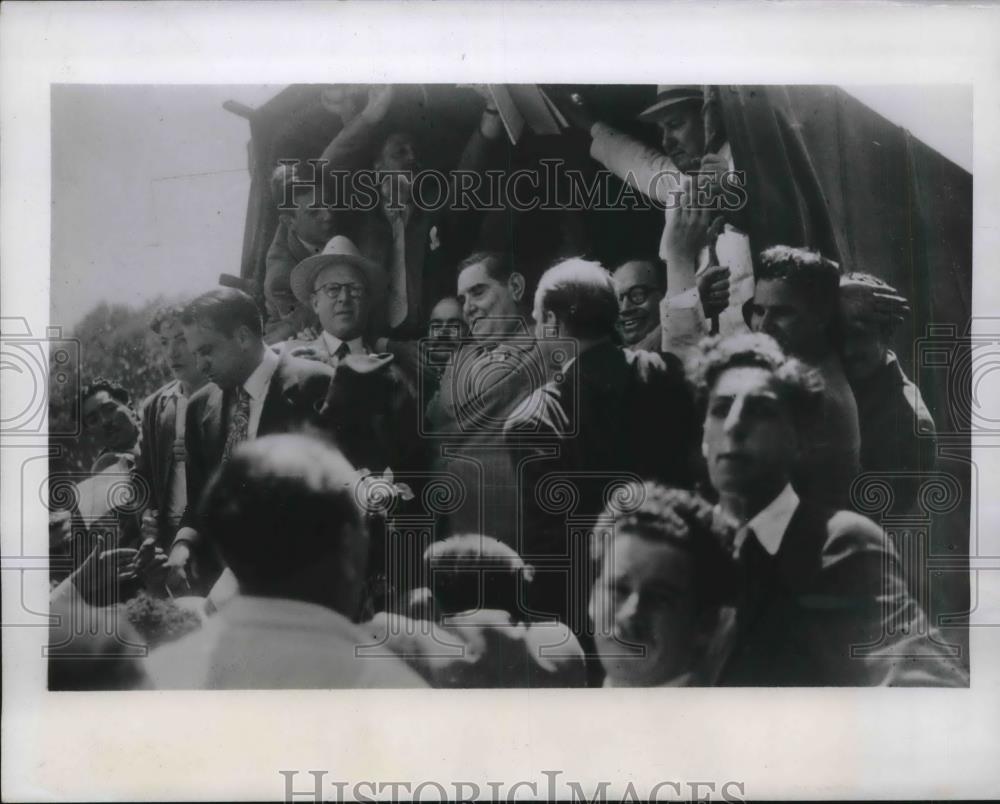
[3,2,999,801]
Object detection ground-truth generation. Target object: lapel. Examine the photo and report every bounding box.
[155,382,180,488]
[200,384,227,464]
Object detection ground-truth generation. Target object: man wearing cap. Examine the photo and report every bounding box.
[164,288,337,595]
[287,234,388,366]
[558,86,754,350]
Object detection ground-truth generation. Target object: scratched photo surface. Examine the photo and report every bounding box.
[41,82,972,692]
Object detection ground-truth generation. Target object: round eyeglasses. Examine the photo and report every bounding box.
[314,282,366,300]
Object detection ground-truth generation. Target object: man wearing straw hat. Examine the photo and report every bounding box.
[287,234,389,366]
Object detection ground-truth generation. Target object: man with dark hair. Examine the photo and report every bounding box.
[146,435,426,689]
[505,258,701,650]
[81,378,140,468]
[134,305,209,555]
[590,482,739,686]
[840,272,936,511]
[746,245,861,507]
[658,193,860,506]
[425,251,544,540]
[165,288,336,594]
[689,332,966,686]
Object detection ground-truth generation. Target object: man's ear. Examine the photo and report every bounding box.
[508,272,526,303]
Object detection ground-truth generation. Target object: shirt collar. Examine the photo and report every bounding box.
[321,330,365,356]
[744,483,799,556]
[243,346,280,402]
[294,233,323,256]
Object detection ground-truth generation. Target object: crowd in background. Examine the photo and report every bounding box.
[49,84,965,690]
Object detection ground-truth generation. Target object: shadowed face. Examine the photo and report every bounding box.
[182,322,253,390]
[840,295,890,382]
[749,279,826,359]
[378,132,421,174]
[613,260,663,346]
[82,390,138,453]
[157,318,204,389]
[286,187,334,249]
[428,297,467,343]
[657,102,705,174]
[590,532,701,686]
[703,366,797,501]
[311,262,370,341]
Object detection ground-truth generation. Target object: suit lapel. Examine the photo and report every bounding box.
[257,359,290,437]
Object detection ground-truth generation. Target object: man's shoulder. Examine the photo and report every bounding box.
[187,381,221,412]
[277,353,337,384]
[795,502,892,564]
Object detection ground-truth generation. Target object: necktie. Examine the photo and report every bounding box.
[737,528,773,612]
[222,386,251,462]
[387,211,408,328]
[334,341,351,363]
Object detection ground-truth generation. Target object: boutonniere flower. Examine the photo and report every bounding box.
[354,467,415,516]
[428,225,441,252]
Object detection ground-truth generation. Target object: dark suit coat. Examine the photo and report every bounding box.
[135,379,188,546]
[718,501,967,687]
[179,354,336,554]
[503,341,701,637]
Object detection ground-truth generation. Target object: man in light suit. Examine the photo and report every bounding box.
[689,332,967,686]
[164,288,336,595]
[146,435,426,689]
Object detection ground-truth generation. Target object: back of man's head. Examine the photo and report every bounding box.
[535,258,619,340]
[422,534,534,619]
[199,435,365,612]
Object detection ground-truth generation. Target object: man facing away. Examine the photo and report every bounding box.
[689,332,966,686]
[504,257,700,648]
[146,435,426,689]
[164,288,336,595]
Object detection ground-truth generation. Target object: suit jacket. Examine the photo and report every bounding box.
[853,351,937,512]
[179,354,336,584]
[503,341,702,641]
[135,379,187,546]
[718,501,968,686]
[425,337,546,541]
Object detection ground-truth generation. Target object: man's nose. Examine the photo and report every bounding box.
[619,295,636,313]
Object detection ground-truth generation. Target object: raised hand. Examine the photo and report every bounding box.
[362,84,395,124]
[698,264,731,319]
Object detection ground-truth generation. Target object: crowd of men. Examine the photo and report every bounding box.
[50,84,965,689]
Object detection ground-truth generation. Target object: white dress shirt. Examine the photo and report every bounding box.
[165,388,189,527]
[241,346,281,439]
[732,483,800,557]
[320,330,367,362]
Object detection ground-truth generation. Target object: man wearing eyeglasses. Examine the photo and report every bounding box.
[288,235,388,366]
